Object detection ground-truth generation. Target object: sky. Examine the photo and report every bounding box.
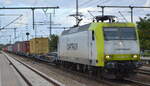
[0,0,150,44]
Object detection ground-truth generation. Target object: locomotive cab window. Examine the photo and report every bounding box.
[92,31,95,40]
[103,27,136,40]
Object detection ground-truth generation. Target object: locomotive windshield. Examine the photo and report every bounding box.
[104,27,136,40]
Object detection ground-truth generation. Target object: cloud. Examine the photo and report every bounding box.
[144,0,150,11]
[4,0,12,4]
[2,0,59,7]
[144,0,150,6]
[0,0,148,44]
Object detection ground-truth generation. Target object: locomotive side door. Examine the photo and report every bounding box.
[89,31,97,65]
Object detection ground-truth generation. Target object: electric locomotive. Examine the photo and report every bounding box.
[58,16,142,78]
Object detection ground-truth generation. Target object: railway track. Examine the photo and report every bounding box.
[59,67,123,86]
[5,52,128,86]
[3,52,64,86]
[137,69,150,75]
[124,78,150,86]
[124,68,150,86]
[5,52,150,86]
[35,58,150,86]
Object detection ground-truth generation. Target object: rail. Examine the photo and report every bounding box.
[124,78,150,86]
[3,52,64,86]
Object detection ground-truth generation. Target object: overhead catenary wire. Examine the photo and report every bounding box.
[79,0,94,7]
[79,0,100,8]
[58,0,105,20]
[58,0,96,16]
[62,0,112,20]
[58,0,98,26]
[58,0,86,15]
[0,15,23,30]
[118,11,128,22]
[79,0,111,15]
[79,0,112,8]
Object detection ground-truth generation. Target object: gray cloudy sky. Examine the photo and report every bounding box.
[0,0,150,44]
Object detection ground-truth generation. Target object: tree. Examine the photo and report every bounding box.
[137,15,150,50]
[49,34,58,52]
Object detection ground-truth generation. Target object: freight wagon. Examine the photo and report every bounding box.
[12,42,21,54]
[7,45,13,52]
[28,38,49,61]
[12,43,17,54]
[29,38,49,55]
[3,38,49,59]
[2,47,7,52]
[20,41,30,56]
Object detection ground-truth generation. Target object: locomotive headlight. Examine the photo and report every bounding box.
[106,55,110,59]
[133,55,138,58]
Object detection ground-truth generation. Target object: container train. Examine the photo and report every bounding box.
[3,16,142,79]
[3,38,49,60]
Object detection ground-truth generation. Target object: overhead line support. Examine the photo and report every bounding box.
[0,6,59,9]
[97,5,150,22]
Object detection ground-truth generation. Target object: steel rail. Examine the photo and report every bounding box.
[5,54,32,86]
[3,52,63,86]
[124,78,150,86]
[137,69,150,75]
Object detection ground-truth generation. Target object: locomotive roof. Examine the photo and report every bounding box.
[61,23,91,35]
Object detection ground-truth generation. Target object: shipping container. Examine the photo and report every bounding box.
[2,47,7,52]
[13,43,17,53]
[29,38,49,55]
[13,42,21,54]
[16,42,21,53]
[18,42,22,53]
[7,45,13,52]
[21,41,30,54]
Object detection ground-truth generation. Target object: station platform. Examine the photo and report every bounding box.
[1,52,63,86]
[0,53,27,86]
